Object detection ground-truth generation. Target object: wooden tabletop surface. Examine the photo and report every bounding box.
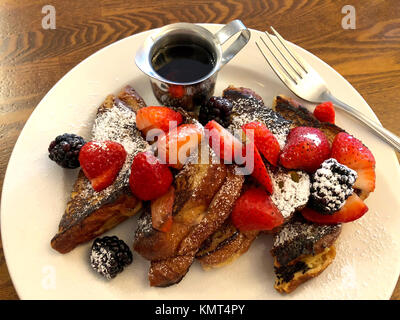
[0,0,399,300]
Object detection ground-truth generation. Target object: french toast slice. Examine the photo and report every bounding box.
[51,86,149,254]
[195,86,309,269]
[134,146,244,286]
[271,214,342,293]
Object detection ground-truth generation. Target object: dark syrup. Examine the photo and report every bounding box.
[152,43,215,83]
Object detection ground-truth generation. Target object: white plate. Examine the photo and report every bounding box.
[2,24,400,300]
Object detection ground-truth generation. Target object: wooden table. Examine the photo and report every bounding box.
[0,0,399,300]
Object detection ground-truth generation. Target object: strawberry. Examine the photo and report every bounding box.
[204,120,243,162]
[205,120,273,193]
[136,106,183,136]
[157,123,203,169]
[331,132,376,195]
[169,85,185,98]
[242,121,280,166]
[313,101,335,124]
[129,151,173,201]
[79,141,127,192]
[151,186,175,233]
[250,143,274,194]
[301,194,368,224]
[279,127,331,173]
[232,188,284,231]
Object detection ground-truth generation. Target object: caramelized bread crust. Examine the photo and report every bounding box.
[272,95,345,144]
[196,221,258,269]
[274,246,336,293]
[143,165,244,287]
[51,86,147,254]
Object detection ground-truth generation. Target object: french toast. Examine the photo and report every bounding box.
[51,86,149,253]
[271,214,341,293]
[134,146,244,286]
[195,86,310,270]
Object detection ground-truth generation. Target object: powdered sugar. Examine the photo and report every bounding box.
[269,168,311,219]
[273,220,341,247]
[228,97,291,149]
[90,246,114,280]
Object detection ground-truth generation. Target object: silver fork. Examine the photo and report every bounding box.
[256,27,400,153]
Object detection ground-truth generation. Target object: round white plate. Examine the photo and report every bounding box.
[2,24,400,300]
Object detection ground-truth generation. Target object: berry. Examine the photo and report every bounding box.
[48,133,86,169]
[204,120,243,162]
[232,188,284,231]
[129,151,173,201]
[79,141,127,192]
[157,123,203,169]
[199,96,233,128]
[279,127,331,173]
[331,132,376,197]
[313,101,335,124]
[136,106,183,136]
[301,194,368,224]
[242,121,280,166]
[151,186,175,233]
[90,236,133,280]
[309,158,357,214]
[250,143,274,194]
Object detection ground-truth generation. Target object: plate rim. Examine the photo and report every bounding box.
[2,23,399,299]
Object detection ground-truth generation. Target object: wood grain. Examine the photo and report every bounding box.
[0,0,399,300]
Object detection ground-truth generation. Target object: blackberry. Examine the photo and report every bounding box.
[198,96,233,127]
[309,158,357,214]
[48,133,85,169]
[90,236,133,280]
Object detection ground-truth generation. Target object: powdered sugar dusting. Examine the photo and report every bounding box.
[228,98,291,149]
[90,246,114,280]
[269,168,310,218]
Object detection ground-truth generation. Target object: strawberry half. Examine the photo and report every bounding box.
[242,121,280,166]
[313,101,335,124]
[204,120,243,162]
[79,141,127,192]
[331,132,376,197]
[151,186,175,233]
[136,106,183,137]
[205,120,273,193]
[157,123,203,169]
[250,143,274,194]
[279,127,331,173]
[129,151,173,201]
[301,193,368,224]
[232,188,284,231]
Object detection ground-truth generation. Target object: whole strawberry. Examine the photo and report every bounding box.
[279,127,331,173]
[129,151,173,201]
[79,141,127,192]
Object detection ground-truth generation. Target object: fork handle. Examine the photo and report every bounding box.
[322,92,400,153]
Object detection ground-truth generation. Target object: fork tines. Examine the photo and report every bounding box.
[256,27,308,85]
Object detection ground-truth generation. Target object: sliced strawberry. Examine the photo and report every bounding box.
[279,127,331,173]
[157,123,203,169]
[250,143,274,194]
[232,188,284,231]
[204,120,243,162]
[331,132,376,195]
[79,141,127,192]
[242,121,280,166]
[301,194,368,224]
[129,151,173,201]
[151,186,175,233]
[136,106,183,136]
[313,101,335,124]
